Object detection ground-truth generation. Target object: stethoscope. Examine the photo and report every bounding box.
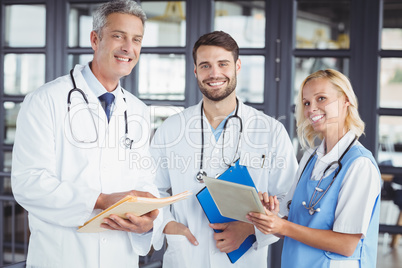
[67,69,134,149]
[296,136,358,215]
[195,98,243,183]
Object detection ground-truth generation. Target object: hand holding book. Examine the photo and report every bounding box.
[78,190,192,233]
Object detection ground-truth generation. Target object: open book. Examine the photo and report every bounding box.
[78,191,192,233]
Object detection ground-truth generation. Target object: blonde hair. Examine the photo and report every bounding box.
[295,69,365,149]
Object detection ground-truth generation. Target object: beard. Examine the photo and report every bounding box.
[198,75,237,102]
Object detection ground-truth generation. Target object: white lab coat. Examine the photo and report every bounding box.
[11,65,161,268]
[150,100,298,268]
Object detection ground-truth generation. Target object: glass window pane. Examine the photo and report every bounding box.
[2,152,12,194]
[5,5,46,47]
[150,105,184,133]
[214,1,265,48]
[382,0,402,50]
[3,152,12,173]
[237,55,264,103]
[69,4,102,47]
[4,54,45,95]
[378,116,402,168]
[3,201,27,248]
[68,54,94,70]
[138,54,185,100]
[4,102,21,145]
[294,57,349,100]
[380,58,402,108]
[142,1,186,47]
[296,1,350,49]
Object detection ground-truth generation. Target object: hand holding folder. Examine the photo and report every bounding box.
[202,176,266,223]
[78,191,192,233]
[196,160,261,263]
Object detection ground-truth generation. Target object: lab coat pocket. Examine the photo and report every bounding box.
[164,234,193,268]
[239,151,269,169]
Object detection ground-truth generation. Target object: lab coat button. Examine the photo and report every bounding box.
[101,237,107,243]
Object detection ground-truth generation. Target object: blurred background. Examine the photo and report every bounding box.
[0,0,401,267]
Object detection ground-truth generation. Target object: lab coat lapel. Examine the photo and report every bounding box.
[70,65,108,146]
[218,99,243,161]
[112,89,127,119]
[198,101,220,149]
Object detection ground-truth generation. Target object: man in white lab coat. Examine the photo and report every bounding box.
[11,1,161,267]
[150,31,298,267]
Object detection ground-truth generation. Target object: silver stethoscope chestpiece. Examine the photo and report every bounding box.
[302,201,320,215]
[124,137,133,149]
[196,170,207,183]
[298,136,358,216]
[196,99,242,184]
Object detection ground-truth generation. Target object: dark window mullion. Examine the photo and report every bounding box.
[1,3,6,189]
[3,47,45,53]
[378,108,402,117]
[379,50,402,58]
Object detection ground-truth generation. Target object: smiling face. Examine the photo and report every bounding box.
[90,13,143,91]
[302,78,350,139]
[194,45,240,102]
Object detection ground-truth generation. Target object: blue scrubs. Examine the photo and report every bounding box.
[282,145,380,268]
[210,110,235,141]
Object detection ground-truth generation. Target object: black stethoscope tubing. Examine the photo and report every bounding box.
[290,135,358,214]
[301,136,357,182]
[196,98,243,183]
[67,69,133,148]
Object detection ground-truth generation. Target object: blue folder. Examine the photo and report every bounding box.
[196,159,257,263]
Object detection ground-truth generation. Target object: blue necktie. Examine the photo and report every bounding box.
[99,93,115,122]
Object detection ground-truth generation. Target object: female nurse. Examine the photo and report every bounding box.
[247,69,381,268]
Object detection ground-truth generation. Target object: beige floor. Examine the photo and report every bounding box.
[378,199,402,268]
[377,234,402,268]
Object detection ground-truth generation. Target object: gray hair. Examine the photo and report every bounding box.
[93,0,147,37]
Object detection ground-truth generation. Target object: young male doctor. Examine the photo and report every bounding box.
[11,1,161,267]
[150,31,298,267]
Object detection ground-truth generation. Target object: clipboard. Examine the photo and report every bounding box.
[196,159,258,263]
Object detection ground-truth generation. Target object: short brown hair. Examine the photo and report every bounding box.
[192,31,239,64]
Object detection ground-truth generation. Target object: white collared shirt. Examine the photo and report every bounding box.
[81,62,121,116]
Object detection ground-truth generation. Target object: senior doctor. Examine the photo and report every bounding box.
[11,1,161,267]
[150,31,298,267]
